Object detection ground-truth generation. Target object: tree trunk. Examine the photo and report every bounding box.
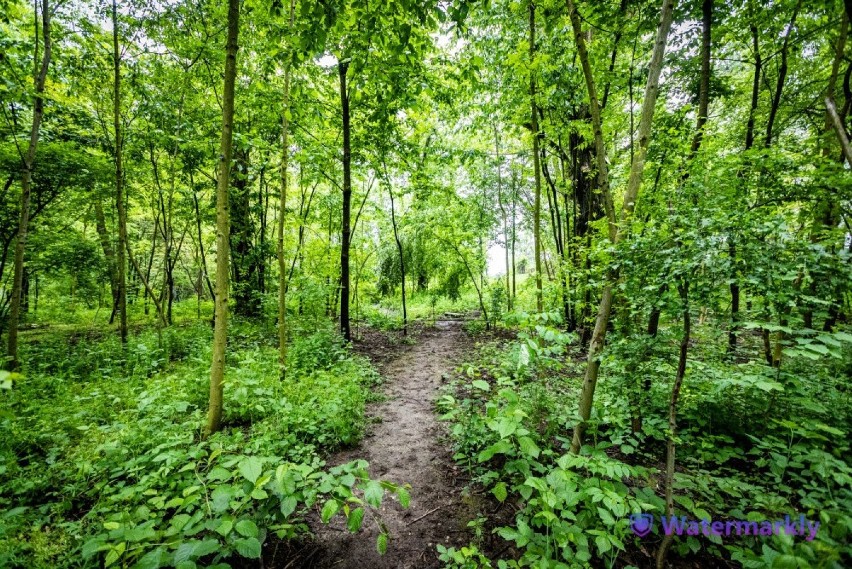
[206,0,240,436]
[495,128,512,312]
[113,0,128,343]
[339,59,352,341]
[529,1,544,312]
[191,174,215,302]
[764,0,801,149]
[569,0,677,454]
[7,0,51,371]
[655,279,690,569]
[638,0,711,429]
[389,186,407,335]
[278,0,294,378]
[94,198,119,323]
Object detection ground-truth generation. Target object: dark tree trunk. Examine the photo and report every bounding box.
[339,60,352,341]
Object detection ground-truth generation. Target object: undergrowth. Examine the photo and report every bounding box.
[438,312,852,568]
[0,318,407,568]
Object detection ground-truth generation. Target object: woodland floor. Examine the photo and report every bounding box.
[268,320,481,568]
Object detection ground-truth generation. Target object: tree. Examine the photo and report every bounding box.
[112,0,128,343]
[569,0,677,454]
[6,0,51,370]
[206,0,240,436]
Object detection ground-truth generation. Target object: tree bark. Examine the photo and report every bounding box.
[388,185,407,335]
[94,198,120,323]
[569,0,677,454]
[7,0,51,371]
[206,0,240,436]
[278,0,295,378]
[495,128,512,312]
[826,97,852,165]
[339,59,352,341]
[113,0,128,343]
[764,0,801,148]
[655,279,690,569]
[529,1,543,312]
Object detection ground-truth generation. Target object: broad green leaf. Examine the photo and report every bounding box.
[235,537,261,559]
[238,457,263,484]
[492,482,508,502]
[347,507,365,532]
[235,519,259,538]
[364,480,383,508]
[321,499,340,523]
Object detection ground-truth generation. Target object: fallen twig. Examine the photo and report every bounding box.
[407,505,444,526]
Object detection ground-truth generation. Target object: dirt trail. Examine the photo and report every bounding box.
[304,321,475,568]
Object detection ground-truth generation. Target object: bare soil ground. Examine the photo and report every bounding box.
[278,320,480,568]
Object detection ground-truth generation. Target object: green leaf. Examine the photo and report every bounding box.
[364,480,383,508]
[471,379,490,391]
[321,499,340,523]
[518,436,540,459]
[235,519,259,538]
[211,485,234,513]
[478,439,512,462]
[238,457,263,484]
[215,518,234,536]
[347,507,365,532]
[397,486,410,509]
[234,537,262,559]
[492,482,508,502]
[280,496,298,517]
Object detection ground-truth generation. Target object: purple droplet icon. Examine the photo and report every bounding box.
[630,513,654,537]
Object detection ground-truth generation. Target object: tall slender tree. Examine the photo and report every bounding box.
[113,0,128,344]
[568,0,677,454]
[7,0,51,370]
[529,0,543,312]
[278,0,295,378]
[339,58,352,342]
[206,0,241,436]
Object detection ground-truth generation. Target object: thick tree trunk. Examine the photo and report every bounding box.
[569,0,677,454]
[206,0,240,436]
[339,60,352,341]
[230,147,259,316]
[7,0,51,371]
[690,0,713,157]
[529,1,543,312]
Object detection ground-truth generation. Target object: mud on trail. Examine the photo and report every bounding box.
[294,321,477,568]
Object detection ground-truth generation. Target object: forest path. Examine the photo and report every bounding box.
[298,321,476,568]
